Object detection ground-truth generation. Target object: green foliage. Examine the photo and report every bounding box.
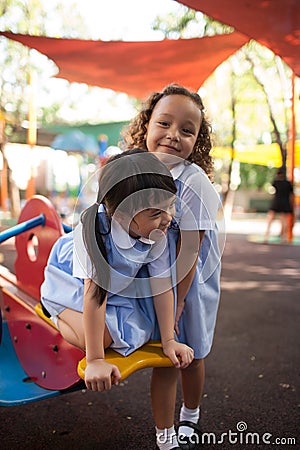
[0,0,298,196]
[0,0,95,135]
[238,163,276,190]
[152,6,297,194]
[152,7,199,38]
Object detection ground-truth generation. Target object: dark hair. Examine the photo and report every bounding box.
[276,168,286,179]
[121,83,213,177]
[80,148,177,306]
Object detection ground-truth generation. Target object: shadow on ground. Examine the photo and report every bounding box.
[0,233,299,449]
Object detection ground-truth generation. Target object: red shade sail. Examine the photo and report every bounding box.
[177,0,300,76]
[0,31,248,98]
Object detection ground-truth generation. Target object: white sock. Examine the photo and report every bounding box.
[156,425,178,450]
[178,403,200,438]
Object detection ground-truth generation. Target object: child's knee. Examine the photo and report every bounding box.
[181,358,204,372]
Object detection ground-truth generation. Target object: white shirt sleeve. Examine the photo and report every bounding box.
[178,169,220,231]
[72,222,93,279]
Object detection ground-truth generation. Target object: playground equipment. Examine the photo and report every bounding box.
[0,195,172,406]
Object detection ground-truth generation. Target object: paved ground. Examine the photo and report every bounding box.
[0,216,299,449]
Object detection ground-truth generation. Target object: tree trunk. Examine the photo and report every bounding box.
[244,53,286,168]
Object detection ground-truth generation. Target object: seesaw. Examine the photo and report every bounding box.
[0,195,172,406]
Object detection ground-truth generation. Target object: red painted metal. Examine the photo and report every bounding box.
[14,195,64,300]
[2,195,85,390]
[3,286,84,390]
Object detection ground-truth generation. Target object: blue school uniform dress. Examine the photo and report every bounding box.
[169,161,222,359]
[40,205,171,356]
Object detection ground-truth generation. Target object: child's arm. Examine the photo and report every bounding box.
[150,279,194,368]
[83,279,121,391]
[175,230,204,334]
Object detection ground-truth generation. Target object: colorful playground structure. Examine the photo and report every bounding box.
[0,196,172,406]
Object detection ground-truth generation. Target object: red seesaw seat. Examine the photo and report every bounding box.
[0,196,85,396]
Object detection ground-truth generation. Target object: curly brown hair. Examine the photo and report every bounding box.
[120,83,213,177]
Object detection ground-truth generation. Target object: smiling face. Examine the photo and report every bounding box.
[128,195,176,240]
[145,94,202,162]
[113,193,176,241]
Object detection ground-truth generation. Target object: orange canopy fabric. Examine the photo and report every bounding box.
[0,31,249,98]
[177,0,300,76]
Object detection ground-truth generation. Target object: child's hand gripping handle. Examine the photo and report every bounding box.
[84,358,121,391]
[162,339,194,369]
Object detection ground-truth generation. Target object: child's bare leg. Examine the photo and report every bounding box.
[280,213,288,240]
[58,308,112,350]
[151,366,179,449]
[178,359,204,445]
[265,210,275,241]
[180,358,204,408]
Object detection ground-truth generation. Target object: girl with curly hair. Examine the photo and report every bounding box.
[121,84,222,450]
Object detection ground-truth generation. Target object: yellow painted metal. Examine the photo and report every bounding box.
[35,303,173,381]
[77,342,173,381]
[35,302,58,330]
[212,142,300,168]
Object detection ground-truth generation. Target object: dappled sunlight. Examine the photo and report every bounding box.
[220,234,300,295]
[221,280,260,291]
[247,265,299,277]
[221,279,299,292]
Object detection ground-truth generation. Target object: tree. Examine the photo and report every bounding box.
[152,7,296,201]
[0,0,88,215]
[0,0,91,137]
[242,45,289,170]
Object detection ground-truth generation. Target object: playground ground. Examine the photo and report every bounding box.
[0,214,299,449]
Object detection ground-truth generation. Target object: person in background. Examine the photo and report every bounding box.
[264,168,294,243]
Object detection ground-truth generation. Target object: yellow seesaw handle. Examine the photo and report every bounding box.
[77,341,173,381]
[35,303,173,382]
